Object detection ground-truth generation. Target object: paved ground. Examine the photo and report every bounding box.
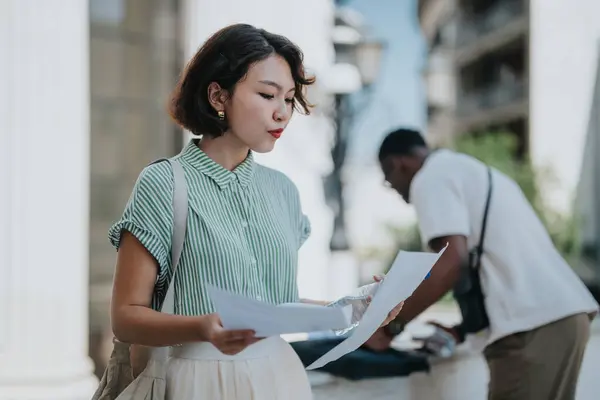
[310,304,600,400]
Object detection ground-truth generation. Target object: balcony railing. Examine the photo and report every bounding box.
[457,78,526,116]
[457,0,525,47]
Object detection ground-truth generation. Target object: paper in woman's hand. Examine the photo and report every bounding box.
[306,244,447,370]
[206,285,353,337]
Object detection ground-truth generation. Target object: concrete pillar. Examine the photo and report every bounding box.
[0,1,98,398]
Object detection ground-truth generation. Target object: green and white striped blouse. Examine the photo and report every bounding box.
[108,140,311,315]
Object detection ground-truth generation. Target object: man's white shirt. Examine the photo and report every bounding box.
[410,149,599,344]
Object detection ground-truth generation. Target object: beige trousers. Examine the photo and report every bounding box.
[484,313,591,400]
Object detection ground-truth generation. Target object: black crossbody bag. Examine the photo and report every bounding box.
[453,167,493,335]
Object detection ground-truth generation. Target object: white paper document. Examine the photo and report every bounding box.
[206,285,353,337]
[306,245,447,370]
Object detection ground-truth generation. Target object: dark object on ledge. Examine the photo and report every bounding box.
[290,337,429,381]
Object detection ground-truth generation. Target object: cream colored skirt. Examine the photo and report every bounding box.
[166,336,313,399]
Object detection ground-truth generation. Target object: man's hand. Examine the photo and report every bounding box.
[362,327,393,352]
[373,275,404,327]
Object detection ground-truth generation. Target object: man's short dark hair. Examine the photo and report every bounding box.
[378,128,428,161]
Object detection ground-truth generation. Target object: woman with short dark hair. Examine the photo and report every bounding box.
[109,23,401,398]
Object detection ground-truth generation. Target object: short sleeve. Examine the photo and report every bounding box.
[299,213,312,248]
[410,171,470,248]
[277,171,312,249]
[108,162,174,279]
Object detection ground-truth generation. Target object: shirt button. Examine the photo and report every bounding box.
[256,295,262,301]
[251,257,257,264]
[242,221,248,228]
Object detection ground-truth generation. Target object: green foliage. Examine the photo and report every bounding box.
[453,133,544,216]
[453,132,582,262]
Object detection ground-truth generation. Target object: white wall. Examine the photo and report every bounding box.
[529,0,600,214]
[182,0,336,301]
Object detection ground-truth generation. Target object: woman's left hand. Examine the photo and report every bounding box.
[372,275,404,327]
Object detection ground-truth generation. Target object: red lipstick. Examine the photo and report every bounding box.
[268,129,283,139]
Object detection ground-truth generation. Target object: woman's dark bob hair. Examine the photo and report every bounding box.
[169,23,315,137]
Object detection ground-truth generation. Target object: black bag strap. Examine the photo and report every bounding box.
[474,167,493,267]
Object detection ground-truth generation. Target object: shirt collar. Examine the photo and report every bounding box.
[180,140,255,190]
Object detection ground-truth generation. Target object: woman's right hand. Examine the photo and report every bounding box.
[198,313,261,355]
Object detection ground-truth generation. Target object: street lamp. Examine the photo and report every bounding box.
[355,40,386,86]
[331,14,386,87]
[324,9,385,297]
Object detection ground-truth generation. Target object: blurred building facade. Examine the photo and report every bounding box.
[88,0,185,376]
[419,0,528,152]
[2,0,340,397]
[418,0,600,295]
[419,0,460,147]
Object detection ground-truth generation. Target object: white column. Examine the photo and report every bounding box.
[0,1,98,399]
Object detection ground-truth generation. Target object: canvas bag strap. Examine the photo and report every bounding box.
[147,158,188,314]
[145,158,189,362]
